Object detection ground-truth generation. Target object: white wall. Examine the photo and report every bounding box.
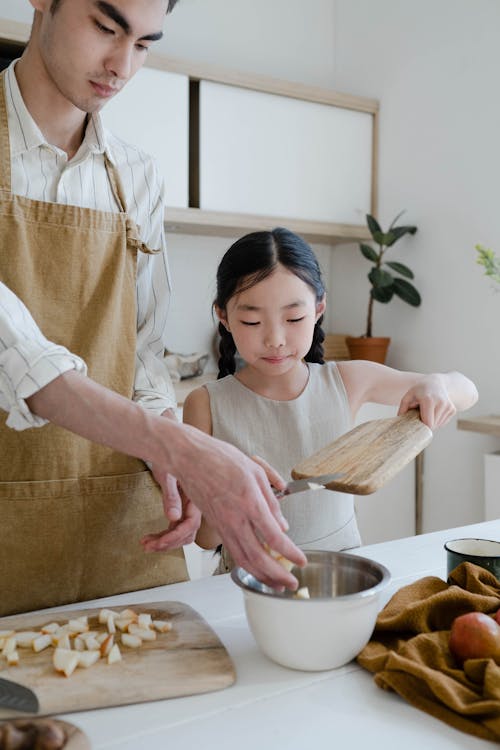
[331,0,500,531]
[4,1,498,535]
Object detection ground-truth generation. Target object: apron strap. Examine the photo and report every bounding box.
[104,152,160,256]
[0,71,12,192]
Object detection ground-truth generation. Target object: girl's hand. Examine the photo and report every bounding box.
[250,455,287,494]
[397,374,457,430]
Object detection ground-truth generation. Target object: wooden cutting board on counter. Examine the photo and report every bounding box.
[0,601,235,719]
[292,409,433,495]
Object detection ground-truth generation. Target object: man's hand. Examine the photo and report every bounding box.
[164,424,307,590]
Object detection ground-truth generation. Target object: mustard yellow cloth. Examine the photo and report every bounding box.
[357,562,500,742]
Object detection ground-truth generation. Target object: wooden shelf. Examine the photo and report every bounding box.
[457,415,500,437]
[164,207,370,245]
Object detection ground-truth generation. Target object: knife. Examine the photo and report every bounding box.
[0,677,39,714]
[275,471,345,498]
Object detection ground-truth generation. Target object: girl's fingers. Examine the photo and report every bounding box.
[251,455,286,491]
[163,474,182,521]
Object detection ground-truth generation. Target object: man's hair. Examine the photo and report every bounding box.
[50,0,179,14]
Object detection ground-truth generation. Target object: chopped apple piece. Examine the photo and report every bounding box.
[137,613,152,629]
[53,648,79,678]
[0,630,15,639]
[40,622,60,634]
[2,636,17,656]
[67,619,89,634]
[73,636,85,652]
[98,608,119,624]
[128,624,156,642]
[119,608,138,622]
[106,614,116,635]
[114,618,133,632]
[152,620,172,633]
[77,651,100,668]
[295,586,310,599]
[15,631,40,648]
[33,634,53,653]
[263,543,295,572]
[121,633,141,649]
[99,634,114,657]
[57,634,71,651]
[6,650,19,666]
[107,644,121,664]
[85,636,100,652]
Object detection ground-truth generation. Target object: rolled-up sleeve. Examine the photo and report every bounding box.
[0,282,87,430]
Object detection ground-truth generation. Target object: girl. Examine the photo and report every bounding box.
[183,228,478,572]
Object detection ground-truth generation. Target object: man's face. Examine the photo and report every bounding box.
[31,0,168,113]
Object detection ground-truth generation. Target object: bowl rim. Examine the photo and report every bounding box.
[230,549,391,602]
[444,537,500,557]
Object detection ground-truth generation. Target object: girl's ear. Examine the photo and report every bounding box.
[215,305,230,331]
[315,295,326,321]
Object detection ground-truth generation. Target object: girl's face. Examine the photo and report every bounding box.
[218,264,326,377]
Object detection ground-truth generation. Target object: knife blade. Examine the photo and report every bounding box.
[275,471,345,498]
[0,678,39,714]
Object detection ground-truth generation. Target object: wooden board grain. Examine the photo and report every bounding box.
[0,601,235,719]
[292,409,432,495]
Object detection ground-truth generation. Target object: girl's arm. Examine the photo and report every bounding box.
[182,386,221,549]
[337,361,478,429]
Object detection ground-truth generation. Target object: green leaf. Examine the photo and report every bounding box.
[385,261,414,279]
[360,243,379,262]
[385,225,417,246]
[366,214,382,239]
[369,267,394,288]
[393,278,421,306]
[475,243,500,285]
[371,285,394,303]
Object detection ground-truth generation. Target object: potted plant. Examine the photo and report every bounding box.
[346,211,421,363]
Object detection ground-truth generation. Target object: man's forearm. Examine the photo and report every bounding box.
[26,370,183,468]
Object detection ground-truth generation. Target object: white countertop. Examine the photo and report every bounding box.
[28,520,500,749]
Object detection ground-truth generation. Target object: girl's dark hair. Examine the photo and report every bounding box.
[215,227,326,378]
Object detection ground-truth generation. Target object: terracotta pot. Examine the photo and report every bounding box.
[345,336,391,364]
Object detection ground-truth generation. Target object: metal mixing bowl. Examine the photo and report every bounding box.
[231,549,391,671]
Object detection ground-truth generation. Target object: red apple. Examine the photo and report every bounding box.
[495,608,500,626]
[449,612,500,663]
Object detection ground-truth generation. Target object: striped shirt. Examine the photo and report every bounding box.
[0,61,176,430]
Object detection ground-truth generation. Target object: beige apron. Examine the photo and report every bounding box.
[0,72,187,616]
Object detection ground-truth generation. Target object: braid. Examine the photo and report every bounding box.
[305,314,325,364]
[217,322,237,378]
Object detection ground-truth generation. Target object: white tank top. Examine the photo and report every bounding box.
[205,362,361,554]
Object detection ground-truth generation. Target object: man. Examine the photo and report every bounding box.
[0,0,305,616]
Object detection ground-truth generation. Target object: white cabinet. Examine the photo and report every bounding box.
[101,66,189,209]
[353,403,415,545]
[198,80,373,224]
